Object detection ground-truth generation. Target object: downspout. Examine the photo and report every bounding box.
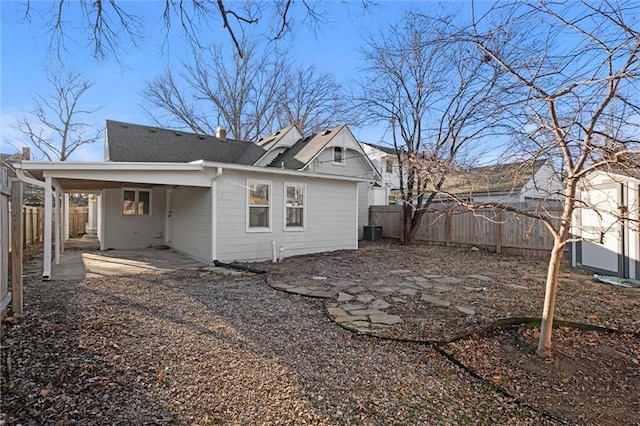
[15,169,52,280]
[211,167,223,263]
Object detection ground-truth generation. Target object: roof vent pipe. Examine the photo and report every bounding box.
[216,126,227,141]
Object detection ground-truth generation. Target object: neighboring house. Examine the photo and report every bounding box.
[14,120,380,279]
[440,159,564,204]
[571,169,640,279]
[361,146,563,206]
[1,148,43,205]
[361,143,402,205]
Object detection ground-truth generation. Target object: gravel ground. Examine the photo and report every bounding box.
[2,267,550,425]
[2,240,639,425]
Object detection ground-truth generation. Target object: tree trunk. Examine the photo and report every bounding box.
[402,203,414,244]
[538,194,574,356]
[537,238,564,356]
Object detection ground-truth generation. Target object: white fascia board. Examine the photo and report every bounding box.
[199,160,373,183]
[15,159,373,184]
[16,161,205,172]
[15,161,215,187]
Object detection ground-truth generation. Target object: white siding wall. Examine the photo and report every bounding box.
[358,182,369,239]
[522,164,564,200]
[216,170,358,262]
[308,147,373,178]
[170,186,212,262]
[102,187,166,249]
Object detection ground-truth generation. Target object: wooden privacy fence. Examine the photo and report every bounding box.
[68,206,88,238]
[23,206,43,246]
[16,205,88,248]
[369,204,563,259]
[1,170,10,315]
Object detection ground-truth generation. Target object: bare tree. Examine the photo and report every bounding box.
[442,0,640,356]
[355,11,506,244]
[14,70,103,161]
[142,39,350,140]
[21,0,328,61]
[142,39,287,140]
[278,67,352,136]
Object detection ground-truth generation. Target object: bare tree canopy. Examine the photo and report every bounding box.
[14,69,103,161]
[437,0,640,355]
[355,10,507,243]
[21,0,327,61]
[141,39,349,140]
[279,67,351,136]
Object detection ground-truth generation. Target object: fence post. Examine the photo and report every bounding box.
[11,180,23,315]
[445,212,452,247]
[495,209,503,254]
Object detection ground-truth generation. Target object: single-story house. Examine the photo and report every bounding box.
[571,169,640,279]
[14,120,380,279]
[439,159,564,204]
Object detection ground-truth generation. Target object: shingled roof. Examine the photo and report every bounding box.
[105,120,267,165]
[443,159,549,195]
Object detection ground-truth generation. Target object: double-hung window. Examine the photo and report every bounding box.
[285,184,305,229]
[122,188,151,215]
[247,180,271,231]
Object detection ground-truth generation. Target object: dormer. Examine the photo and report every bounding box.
[253,125,303,167]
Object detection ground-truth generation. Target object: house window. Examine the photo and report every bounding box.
[333,146,344,164]
[122,189,151,215]
[285,184,305,229]
[248,181,271,230]
[386,159,394,173]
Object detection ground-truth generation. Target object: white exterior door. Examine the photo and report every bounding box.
[577,184,624,275]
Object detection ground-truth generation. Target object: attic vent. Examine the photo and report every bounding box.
[273,131,281,136]
[148,128,157,133]
[175,132,182,136]
[258,137,264,142]
[321,129,331,136]
[121,124,129,129]
[198,135,205,140]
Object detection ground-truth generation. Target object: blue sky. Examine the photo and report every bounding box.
[0,1,446,161]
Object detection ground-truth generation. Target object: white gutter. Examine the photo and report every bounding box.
[15,169,52,279]
[19,161,205,172]
[198,160,373,183]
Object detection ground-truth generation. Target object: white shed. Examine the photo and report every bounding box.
[571,170,640,279]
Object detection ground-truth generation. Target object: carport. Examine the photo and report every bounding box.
[13,161,218,280]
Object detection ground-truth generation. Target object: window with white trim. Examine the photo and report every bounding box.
[122,189,151,215]
[285,184,305,229]
[333,146,344,164]
[386,158,394,173]
[247,181,271,230]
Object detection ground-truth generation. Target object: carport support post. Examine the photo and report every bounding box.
[11,180,23,314]
[43,177,52,280]
[54,185,60,265]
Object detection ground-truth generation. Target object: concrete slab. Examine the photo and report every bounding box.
[51,248,205,280]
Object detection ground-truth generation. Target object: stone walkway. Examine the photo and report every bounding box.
[268,269,492,336]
